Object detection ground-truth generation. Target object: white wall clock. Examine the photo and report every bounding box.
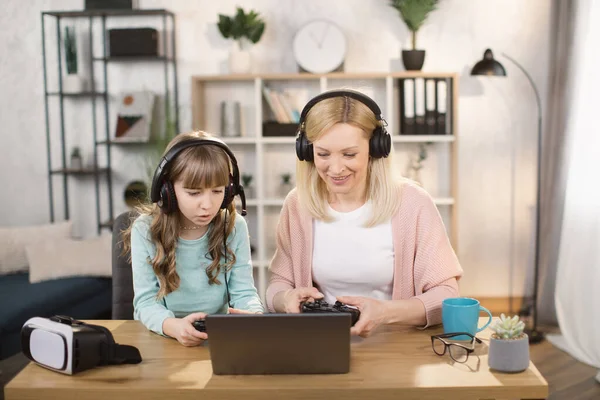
[293,20,347,74]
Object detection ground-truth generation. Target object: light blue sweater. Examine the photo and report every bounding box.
[131,213,264,335]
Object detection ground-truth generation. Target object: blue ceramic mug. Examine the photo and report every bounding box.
[442,297,492,341]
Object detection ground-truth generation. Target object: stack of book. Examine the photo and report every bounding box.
[262,86,301,124]
[262,86,305,136]
[398,78,452,135]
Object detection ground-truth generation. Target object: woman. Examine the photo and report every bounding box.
[266,90,462,337]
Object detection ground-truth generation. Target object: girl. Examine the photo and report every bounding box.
[123,131,264,347]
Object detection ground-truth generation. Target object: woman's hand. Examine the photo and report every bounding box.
[336,296,389,338]
[275,287,324,313]
[162,312,208,346]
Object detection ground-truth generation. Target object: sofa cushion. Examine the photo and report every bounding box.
[0,221,72,274]
[26,235,112,283]
[0,272,111,333]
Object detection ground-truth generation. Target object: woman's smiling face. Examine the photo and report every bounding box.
[312,123,370,198]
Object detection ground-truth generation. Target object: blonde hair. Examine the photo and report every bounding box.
[296,95,401,227]
[122,131,237,299]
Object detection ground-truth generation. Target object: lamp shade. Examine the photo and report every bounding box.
[471,49,506,76]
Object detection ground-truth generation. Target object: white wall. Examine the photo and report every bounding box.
[0,0,553,298]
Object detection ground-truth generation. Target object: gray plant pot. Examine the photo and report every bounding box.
[488,334,530,373]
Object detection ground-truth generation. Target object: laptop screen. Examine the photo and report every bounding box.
[205,313,351,375]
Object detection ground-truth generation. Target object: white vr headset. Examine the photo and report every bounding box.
[21,315,142,375]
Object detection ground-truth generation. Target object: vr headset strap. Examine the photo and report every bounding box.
[85,323,142,365]
[103,342,143,365]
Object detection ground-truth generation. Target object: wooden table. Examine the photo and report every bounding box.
[5,317,548,400]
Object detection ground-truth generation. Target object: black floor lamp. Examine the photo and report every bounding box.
[470,49,544,344]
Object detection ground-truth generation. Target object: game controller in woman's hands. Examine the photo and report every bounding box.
[301,300,361,326]
[192,320,206,332]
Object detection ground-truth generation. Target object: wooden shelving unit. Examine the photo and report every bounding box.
[191,72,459,301]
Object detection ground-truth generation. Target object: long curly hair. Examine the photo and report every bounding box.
[122,131,237,299]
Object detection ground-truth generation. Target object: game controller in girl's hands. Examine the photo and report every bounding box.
[192,320,206,332]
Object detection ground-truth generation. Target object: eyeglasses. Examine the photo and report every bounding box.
[431,332,482,363]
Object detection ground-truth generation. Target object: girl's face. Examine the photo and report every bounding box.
[173,180,225,228]
[312,123,370,199]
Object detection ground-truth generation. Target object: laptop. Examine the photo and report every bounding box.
[205,313,351,375]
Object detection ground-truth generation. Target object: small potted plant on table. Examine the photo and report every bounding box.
[488,314,530,373]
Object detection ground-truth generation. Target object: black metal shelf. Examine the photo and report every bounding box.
[43,9,173,18]
[41,8,179,235]
[46,91,107,97]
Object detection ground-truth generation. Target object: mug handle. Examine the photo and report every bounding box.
[476,306,493,332]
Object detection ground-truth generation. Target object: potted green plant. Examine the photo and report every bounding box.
[217,7,265,74]
[241,173,254,198]
[389,0,439,71]
[63,26,85,92]
[488,314,530,373]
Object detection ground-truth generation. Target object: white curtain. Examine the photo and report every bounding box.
[547,0,600,383]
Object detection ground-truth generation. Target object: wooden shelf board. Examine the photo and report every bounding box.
[192,71,459,82]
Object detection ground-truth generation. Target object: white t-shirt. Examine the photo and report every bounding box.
[312,202,394,304]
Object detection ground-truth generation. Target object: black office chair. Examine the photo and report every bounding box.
[111,211,138,320]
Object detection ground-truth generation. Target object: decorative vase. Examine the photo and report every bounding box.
[70,148,83,170]
[488,334,530,373]
[124,181,148,208]
[229,39,252,74]
[402,50,426,71]
[63,74,85,93]
[220,101,242,137]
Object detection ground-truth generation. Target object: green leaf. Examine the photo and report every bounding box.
[217,7,265,44]
[389,0,438,32]
[63,26,78,74]
[217,15,233,38]
[247,22,265,44]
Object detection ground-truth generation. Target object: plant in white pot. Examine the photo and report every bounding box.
[63,26,85,93]
[488,314,530,373]
[217,7,265,74]
[389,0,438,71]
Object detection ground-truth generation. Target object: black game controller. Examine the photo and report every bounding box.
[192,320,206,333]
[301,300,361,326]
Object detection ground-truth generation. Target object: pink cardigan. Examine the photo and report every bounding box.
[265,182,463,327]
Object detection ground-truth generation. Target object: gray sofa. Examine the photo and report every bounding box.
[0,272,111,360]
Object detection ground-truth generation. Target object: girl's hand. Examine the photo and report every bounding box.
[228,307,263,314]
[163,312,208,346]
[336,296,388,338]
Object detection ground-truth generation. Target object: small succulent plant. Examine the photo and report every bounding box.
[490,314,525,340]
